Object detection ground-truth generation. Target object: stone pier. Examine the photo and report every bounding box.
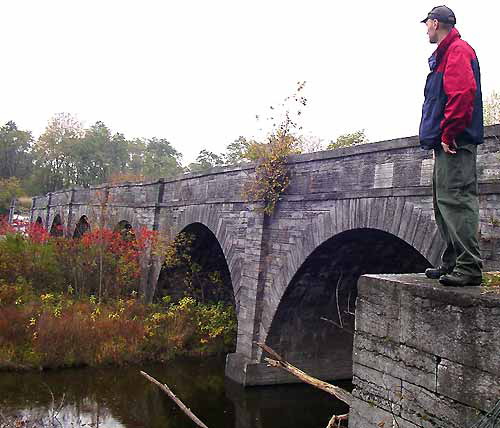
[349,274,500,428]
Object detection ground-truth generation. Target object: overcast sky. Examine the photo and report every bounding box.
[1,1,499,163]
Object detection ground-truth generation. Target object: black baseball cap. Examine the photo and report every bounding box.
[421,5,456,25]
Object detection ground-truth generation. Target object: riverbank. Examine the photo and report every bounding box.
[0,282,236,371]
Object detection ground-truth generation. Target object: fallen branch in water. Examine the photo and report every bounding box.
[140,370,209,428]
[256,342,354,406]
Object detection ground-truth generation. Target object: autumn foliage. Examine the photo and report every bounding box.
[243,82,306,216]
[0,218,157,299]
[0,218,237,370]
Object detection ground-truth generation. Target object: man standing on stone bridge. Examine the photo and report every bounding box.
[419,5,483,287]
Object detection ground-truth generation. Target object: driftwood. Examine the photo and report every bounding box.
[256,342,354,406]
[140,370,209,428]
[327,413,349,428]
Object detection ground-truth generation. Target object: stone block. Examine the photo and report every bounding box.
[437,358,500,411]
[374,162,394,189]
[400,381,482,428]
[352,274,499,427]
[352,363,401,414]
[355,276,402,341]
[420,158,435,186]
[353,332,437,391]
[399,280,500,376]
[348,397,419,428]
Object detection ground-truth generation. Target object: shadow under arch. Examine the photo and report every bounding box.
[49,214,64,237]
[73,215,91,239]
[35,216,43,226]
[156,222,235,309]
[264,227,432,380]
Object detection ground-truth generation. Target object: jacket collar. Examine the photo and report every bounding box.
[428,27,461,70]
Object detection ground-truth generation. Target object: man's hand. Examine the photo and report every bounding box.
[441,140,457,154]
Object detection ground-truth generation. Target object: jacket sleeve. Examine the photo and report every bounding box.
[440,46,476,145]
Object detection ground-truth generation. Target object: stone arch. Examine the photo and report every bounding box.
[73,215,91,238]
[115,219,133,231]
[65,206,96,236]
[164,205,242,304]
[259,197,443,359]
[49,214,64,237]
[106,207,143,232]
[263,227,432,378]
[156,222,235,308]
[114,220,135,242]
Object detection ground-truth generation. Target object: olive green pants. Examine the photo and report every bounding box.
[432,141,483,278]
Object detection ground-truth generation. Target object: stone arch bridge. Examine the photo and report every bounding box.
[29,125,500,385]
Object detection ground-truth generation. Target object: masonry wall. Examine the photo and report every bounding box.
[349,274,500,428]
[27,125,500,387]
[248,125,500,368]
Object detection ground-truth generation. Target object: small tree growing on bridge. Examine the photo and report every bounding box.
[243,81,306,216]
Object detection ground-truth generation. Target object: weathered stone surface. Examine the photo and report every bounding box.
[374,162,394,188]
[348,396,420,428]
[350,274,499,428]
[437,358,500,411]
[398,276,500,376]
[353,332,437,391]
[400,381,482,428]
[352,363,402,413]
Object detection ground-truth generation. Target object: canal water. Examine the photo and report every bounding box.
[0,357,350,428]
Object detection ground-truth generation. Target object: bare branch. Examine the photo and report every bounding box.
[335,271,343,328]
[256,342,354,406]
[327,413,349,428]
[140,371,209,428]
[320,317,354,335]
[347,287,352,316]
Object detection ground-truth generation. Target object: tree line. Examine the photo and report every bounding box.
[0,114,249,214]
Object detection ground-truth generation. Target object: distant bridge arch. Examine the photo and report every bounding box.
[49,214,64,237]
[151,204,244,313]
[156,221,235,310]
[73,215,91,238]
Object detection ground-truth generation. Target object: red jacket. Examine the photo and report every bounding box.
[419,28,483,150]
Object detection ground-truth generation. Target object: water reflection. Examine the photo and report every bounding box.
[0,357,350,428]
